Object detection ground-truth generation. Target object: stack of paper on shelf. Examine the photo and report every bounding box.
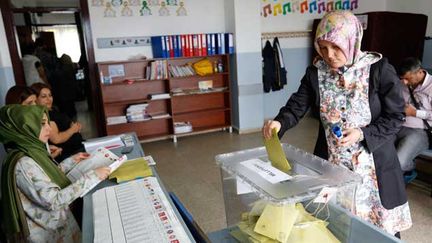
[174,121,193,134]
[106,116,127,125]
[148,93,170,100]
[126,103,151,122]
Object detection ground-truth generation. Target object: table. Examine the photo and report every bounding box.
[81,133,195,243]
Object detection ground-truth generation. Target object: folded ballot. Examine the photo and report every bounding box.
[232,201,340,243]
[264,128,291,172]
[254,203,298,243]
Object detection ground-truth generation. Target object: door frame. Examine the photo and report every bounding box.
[0,0,104,136]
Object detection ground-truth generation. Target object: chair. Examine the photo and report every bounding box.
[416,149,432,197]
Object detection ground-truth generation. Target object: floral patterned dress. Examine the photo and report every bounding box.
[15,156,100,243]
[316,53,412,235]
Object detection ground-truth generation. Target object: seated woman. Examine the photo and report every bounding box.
[4,84,62,159]
[31,83,84,161]
[5,85,37,105]
[0,105,111,242]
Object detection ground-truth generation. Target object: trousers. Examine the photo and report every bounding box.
[395,126,429,172]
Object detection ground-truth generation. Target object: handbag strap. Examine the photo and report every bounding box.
[408,87,432,130]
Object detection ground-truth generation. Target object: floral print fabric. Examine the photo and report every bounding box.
[316,53,412,235]
[314,10,363,66]
[15,156,100,243]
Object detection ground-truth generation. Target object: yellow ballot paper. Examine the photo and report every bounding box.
[254,203,299,243]
[287,220,340,243]
[109,157,153,183]
[264,128,291,172]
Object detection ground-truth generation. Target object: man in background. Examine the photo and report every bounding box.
[396,57,432,184]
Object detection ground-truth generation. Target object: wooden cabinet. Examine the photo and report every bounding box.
[97,55,232,142]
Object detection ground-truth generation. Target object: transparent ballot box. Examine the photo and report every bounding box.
[214,144,402,243]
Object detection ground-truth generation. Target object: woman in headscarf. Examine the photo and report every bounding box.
[263,11,412,237]
[0,105,111,242]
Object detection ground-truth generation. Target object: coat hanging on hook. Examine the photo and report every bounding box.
[262,37,287,93]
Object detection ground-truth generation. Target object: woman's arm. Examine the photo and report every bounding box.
[15,156,102,211]
[274,66,316,137]
[361,59,405,153]
[49,121,80,144]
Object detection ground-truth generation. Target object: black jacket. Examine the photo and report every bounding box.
[275,58,407,209]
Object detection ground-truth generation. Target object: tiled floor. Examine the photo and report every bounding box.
[142,116,432,243]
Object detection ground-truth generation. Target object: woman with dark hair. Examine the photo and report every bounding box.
[5,85,37,105]
[5,85,62,159]
[31,83,84,161]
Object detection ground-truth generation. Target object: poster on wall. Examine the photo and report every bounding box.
[92,0,189,18]
[261,0,359,18]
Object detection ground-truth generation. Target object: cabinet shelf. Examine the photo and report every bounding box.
[171,88,229,97]
[98,54,231,143]
[173,125,231,137]
[172,107,230,117]
[104,97,171,105]
[169,72,229,80]
[102,78,168,86]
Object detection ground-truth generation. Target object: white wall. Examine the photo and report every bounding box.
[0,11,15,107]
[261,0,387,48]
[88,0,226,62]
[0,11,14,163]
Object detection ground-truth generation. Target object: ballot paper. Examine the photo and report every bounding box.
[66,147,126,183]
[264,128,291,172]
[92,177,192,243]
[82,135,124,153]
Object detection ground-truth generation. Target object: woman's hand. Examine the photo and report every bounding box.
[72,152,90,163]
[94,167,111,180]
[70,121,82,134]
[338,128,361,147]
[262,120,281,139]
[49,145,62,159]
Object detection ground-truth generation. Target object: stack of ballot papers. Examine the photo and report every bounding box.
[83,135,124,153]
[109,157,153,183]
[230,201,340,243]
[92,177,192,243]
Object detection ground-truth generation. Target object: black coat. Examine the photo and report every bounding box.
[275,58,407,209]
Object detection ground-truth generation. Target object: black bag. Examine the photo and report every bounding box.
[408,88,432,149]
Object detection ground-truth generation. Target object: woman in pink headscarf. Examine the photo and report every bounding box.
[263,11,411,237]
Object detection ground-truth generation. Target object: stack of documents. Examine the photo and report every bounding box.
[174,122,193,134]
[126,103,151,122]
[92,177,192,243]
[109,157,153,183]
[83,135,124,153]
[106,116,127,125]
